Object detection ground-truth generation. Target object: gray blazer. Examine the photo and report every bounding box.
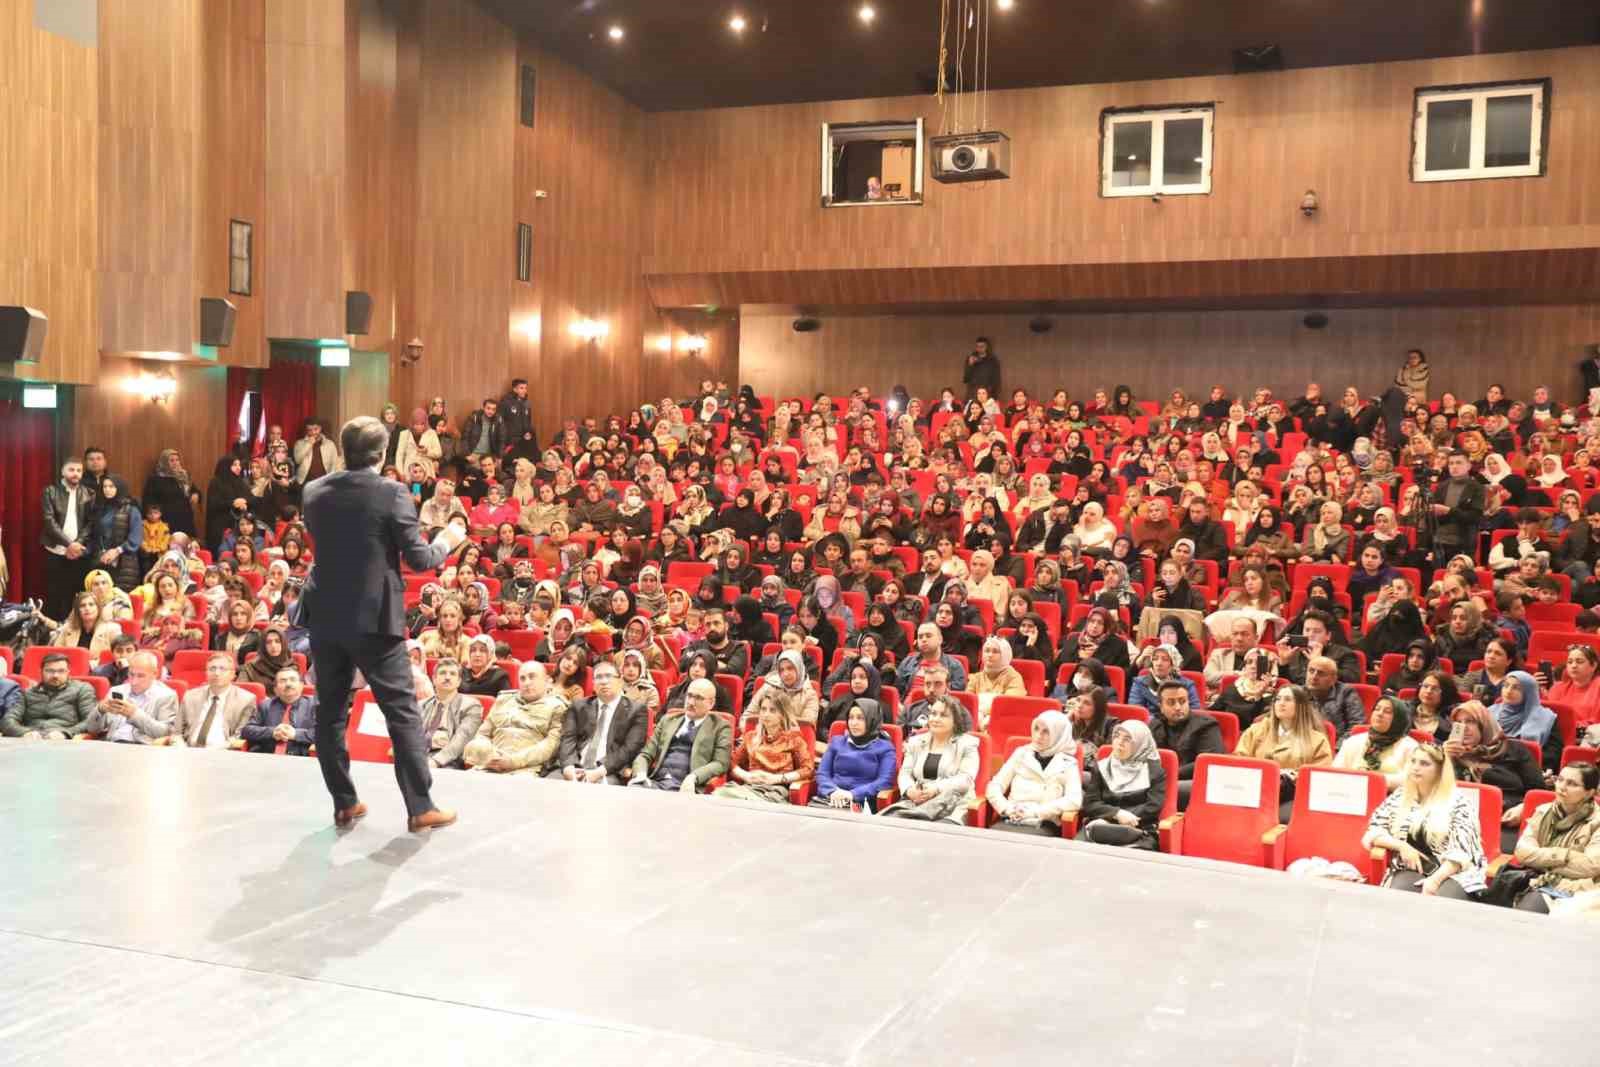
[175,685,257,747]
[422,693,484,767]
[84,683,179,743]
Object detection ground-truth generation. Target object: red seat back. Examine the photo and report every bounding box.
[1456,781,1505,862]
[1517,788,1556,836]
[345,692,393,764]
[171,649,212,675]
[986,694,1058,739]
[1013,658,1046,697]
[1176,754,1282,866]
[1203,709,1240,752]
[22,645,91,680]
[1280,767,1388,879]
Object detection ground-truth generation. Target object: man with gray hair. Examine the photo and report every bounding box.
[300,415,466,833]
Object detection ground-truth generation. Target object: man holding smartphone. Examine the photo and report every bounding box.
[84,651,177,744]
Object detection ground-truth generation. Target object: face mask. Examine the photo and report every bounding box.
[1074,674,1093,692]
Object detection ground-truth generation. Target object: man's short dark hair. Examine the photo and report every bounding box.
[83,446,105,460]
[40,653,70,670]
[110,634,137,651]
[510,378,527,388]
[1516,508,1544,525]
[1157,680,1189,698]
[340,415,390,469]
[1448,450,1469,463]
[1302,608,1334,633]
[483,397,498,406]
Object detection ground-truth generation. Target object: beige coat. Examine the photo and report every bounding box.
[394,427,443,480]
[175,685,258,747]
[1514,803,1600,895]
[1234,716,1332,771]
[463,692,568,774]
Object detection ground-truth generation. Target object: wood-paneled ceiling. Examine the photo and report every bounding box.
[478,0,1598,112]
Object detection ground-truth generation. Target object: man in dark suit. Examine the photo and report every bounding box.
[548,660,648,784]
[1429,451,1485,562]
[301,416,465,832]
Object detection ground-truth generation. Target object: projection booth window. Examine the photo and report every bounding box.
[821,119,924,208]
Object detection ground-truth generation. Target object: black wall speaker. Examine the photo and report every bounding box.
[792,318,821,333]
[1028,317,1054,334]
[1302,312,1330,330]
[200,298,236,346]
[0,306,48,362]
[346,291,373,335]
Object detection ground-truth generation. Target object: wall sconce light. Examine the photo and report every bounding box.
[124,371,178,403]
[400,337,424,367]
[652,334,673,354]
[679,333,708,354]
[1300,189,1320,217]
[571,318,609,341]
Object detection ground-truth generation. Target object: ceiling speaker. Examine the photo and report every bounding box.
[0,306,47,362]
[199,298,236,347]
[792,318,821,333]
[1028,317,1053,334]
[1302,312,1330,330]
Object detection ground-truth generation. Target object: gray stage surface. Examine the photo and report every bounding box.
[0,742,1593,1067]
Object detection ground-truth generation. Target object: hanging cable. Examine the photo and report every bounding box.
[936,0,949,134]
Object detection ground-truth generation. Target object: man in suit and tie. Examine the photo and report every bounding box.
[628,678,731,793]
[242,666,317,756]
[175,652,257,749]
[550,659,648,784]
[301,415,464,832]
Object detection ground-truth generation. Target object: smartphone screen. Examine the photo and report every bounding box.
[1449,721,1466,744]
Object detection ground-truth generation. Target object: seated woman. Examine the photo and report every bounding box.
[987,710,1082,836]
[1381,638,1437,695]
[1333,694,1419,788]
[1093,559,1142,628]
[1433,600,1492,674]
[1446,701,1546,853]
[717,689,814,804]
[1488,670,1560,771]
[881,695,980,824]
[1208,647,1280,731]
[665,648,728,713]
[932,600,980,666]
[1296,501,1351,564]
[1127,644,1199,714]
[747,648,819,733]
[812,700,898,812]
[47,591,124,657]
[617,648,661,715]
[459,634,511,697]
[139,609,203,664]
[463,661,569,776]
[239,626,295,688]
[1054,607,1131,672]
[1411,670,1461,742]
[1006,611,1055,668]
[1458,637,1519,705]
[819,657,884,742]
[1075,720,1167,849]
[1362,742,1488,900]
[1153,614,1204,672]
[969,636,1027,718]
[1051,655,1118,706]
[210,598,261,661]
[146,571,195,621]
[551,643,590,705]
[1508,762,1600,913]
[85,569,135,622]
[1147,558,1205,614]
[1548,645,1600,736]
[1235,683,1333,821]
[418,598,472,663]
[406,639,435,703]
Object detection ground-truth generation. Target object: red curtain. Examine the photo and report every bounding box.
[0,399,56,602]
[260,359,317,442]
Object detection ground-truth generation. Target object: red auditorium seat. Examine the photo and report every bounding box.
[1160,754,1282,865]
[1269,766,1389,882]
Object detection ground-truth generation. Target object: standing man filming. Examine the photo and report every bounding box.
[301,416,465,832]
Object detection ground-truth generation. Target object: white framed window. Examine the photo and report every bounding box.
[1412,81,1546,182]
[1100,105,1213,197]
[820,119,924,208]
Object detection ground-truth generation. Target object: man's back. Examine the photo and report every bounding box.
[302,469,444,640]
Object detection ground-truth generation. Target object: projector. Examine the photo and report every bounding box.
[929,131,1011,184]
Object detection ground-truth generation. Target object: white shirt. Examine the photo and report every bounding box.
[49,481,80,556]
[195,687,233,748]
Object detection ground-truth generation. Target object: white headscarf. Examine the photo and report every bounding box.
[1096,719,1157,794]
[1031,710,1074,759]
[1537,455,1568,487]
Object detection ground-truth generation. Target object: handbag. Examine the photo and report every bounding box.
[1480,865,1539,908]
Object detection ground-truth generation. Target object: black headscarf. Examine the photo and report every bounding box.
[845,697,884,746]
[1157,614,1203,672]
[1363,697,1413,771]
[1358,599,1427,661]
[604,586,638,630]
[729,594,773,646]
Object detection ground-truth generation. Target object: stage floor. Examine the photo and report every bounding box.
[0,742,1594,1067]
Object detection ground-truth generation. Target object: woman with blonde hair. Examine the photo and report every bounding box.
[1362,742,1486,899]
[1235,683,1333,820]
[1297,500,1351,563]
[718,688,814,804]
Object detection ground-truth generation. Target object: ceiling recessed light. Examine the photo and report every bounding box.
[996,0,1014,9]
[858,4,875,24]
[607,24,624,41]
[729,13,746,32]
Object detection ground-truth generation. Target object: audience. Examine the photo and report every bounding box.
[1362,743,1488,900]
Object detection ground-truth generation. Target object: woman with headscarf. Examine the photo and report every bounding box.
[1076,719,1167,848]
[1535,454,1569,491]
[664,648,728,713]
[84,568,135,623]
[458,633,510,698]
[1334,694,1419,788]
[1489,670,1560,770]
[87,475,145,591]
[139,607,203,664]
[855,600,905,661]
[755,573,794,632]
[969,635,1027,714]
[1359,598,1429,666]
[615,647,662,715]
[1362,742,1487,899]
[808,573,855,635]
[715,543,759,593]
[813,699,897,811]
[748,648,819,732]
[1446,701,1546,852]
[1378,637,1437,694]
[240,626,296,687]
[1504,761,1600,913]
[819,656,883,737]
[203,456,252,552]
[1093,558,1143,628]
[395,408,443,482]
[534,606,578,663]
[987,709,1082,836]
[729,593,774,650]
[1208,646,1279,731]
[1241,506,1299,561]
[1480,453,1525,507]
[142,448,198,537]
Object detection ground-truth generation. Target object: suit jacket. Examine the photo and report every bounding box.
[630,711,732,790]
[83,682,179,743]
[176,685,257,747]
[421,692,484,767]
[557,694,648,778]
[1432,476,1486,548]
[301,468,449,640]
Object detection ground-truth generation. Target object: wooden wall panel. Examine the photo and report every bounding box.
[0,0,99,383]
[642,310,741,402]
[264,0,346,339]
[98,0,198,356]
[197,0,266,367]
[404,0,516,411]
[644,46,1600,304]
[71,359,230,512]
[739,304,1600,408]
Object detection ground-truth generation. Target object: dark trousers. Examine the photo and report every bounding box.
[44,551,87,621]
[311,634,436,818]
[1388,869,1475,900]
